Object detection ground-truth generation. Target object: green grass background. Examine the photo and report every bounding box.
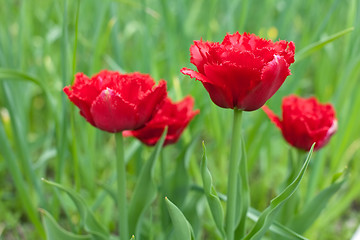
[0,0,360,239]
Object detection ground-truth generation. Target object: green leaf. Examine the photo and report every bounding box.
[165,197,195,240]
[290,179,346,234]
[247,207,308,240]
[42,179,109,239]
[201,141,225,237]
[40,209,92,240]
[242,144,314,240]
[295,27,354,61]
[128,128,167,236]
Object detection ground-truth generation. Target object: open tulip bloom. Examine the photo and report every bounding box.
[262,95,337,151]
[181,32,295,111]
[64,70,167,133]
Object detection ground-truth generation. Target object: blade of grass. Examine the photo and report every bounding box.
[295,27,354,61]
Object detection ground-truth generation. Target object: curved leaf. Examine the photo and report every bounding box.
[42,179,109,239]
[201,141,225,237]
[40,209,92,240]
[243,144,314,240]
[165,197,194,240]
[247,207,308,240]
[290,179,346,233]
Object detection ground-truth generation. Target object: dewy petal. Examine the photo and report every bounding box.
[90,88,138,132]
[182,67,234,108]
[136,80,167,126]
[262,105,282,130]
[241,55,290,111]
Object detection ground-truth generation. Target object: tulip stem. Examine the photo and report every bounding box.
[226,109,243,240]
[115,133,129,240]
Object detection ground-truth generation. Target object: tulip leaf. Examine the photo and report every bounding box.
[200,141,225,237]
[247,207,308,240]
[290,178,346,234]
[42,179,109,239]
[40,209,92,240]
[296,27,354,61]
[128,128,167,236]
[242,144,314,240]
[165,197,195,240]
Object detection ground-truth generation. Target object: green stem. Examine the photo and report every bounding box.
[115,133,129,240]
[225,109,243,240]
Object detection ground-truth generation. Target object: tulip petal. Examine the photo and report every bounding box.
[125,96,199,146]
[241,55,290,111]
[190,41,219,74]
[203,64,261,109]
[90,88,138,132]
[136,80,167,125]
[181,67,233,108]
[119,73,158,104]
[316,119,337,149]
[262,106,282,129]
[63,86,96,126]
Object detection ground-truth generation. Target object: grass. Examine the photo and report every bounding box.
[0,0,360,239]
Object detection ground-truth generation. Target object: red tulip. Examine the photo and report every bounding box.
[64,70,167,133]
[262,95,337,151]
[123,96,199,146]
[181,32,295,111]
